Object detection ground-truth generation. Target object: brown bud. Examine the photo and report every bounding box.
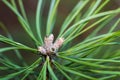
[38,34,64,56]
[38,46,46,55]
[54,38,64,49]
[44,34,54,48]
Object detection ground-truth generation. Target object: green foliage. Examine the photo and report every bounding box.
[0,0,120,80]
